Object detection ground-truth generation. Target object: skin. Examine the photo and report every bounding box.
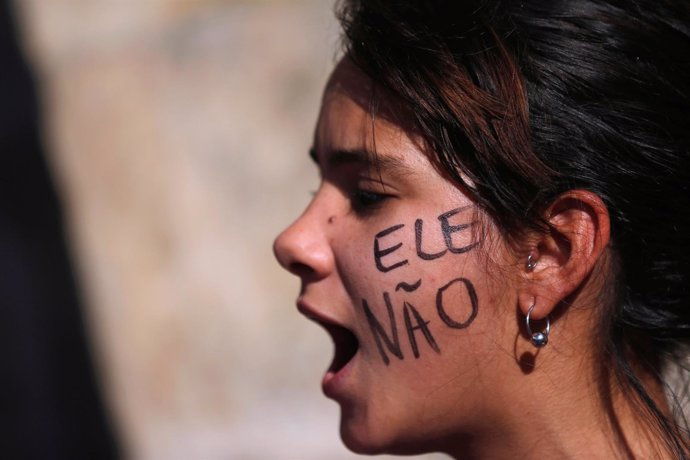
[273,59,672,459]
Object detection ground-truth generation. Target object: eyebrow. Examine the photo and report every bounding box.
[309,147,415,177]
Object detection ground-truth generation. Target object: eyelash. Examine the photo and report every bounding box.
[350,189,390,214]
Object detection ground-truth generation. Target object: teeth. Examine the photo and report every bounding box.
[325,324,359,373]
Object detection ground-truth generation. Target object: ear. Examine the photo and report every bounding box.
[518,190,610,320]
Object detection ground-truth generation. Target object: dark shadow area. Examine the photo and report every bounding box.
[513,308,539,375]
[0,1,120,457]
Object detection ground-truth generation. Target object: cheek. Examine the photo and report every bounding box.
[339,262,504,453]
[334,214,515,448]
[337,205,481,294]
[337,208,504,368]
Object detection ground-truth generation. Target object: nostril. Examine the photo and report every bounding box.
[289,261,316,278]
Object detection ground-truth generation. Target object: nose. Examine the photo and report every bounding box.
[273,198,335,281]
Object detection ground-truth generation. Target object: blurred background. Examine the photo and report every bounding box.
[1,0,448,458]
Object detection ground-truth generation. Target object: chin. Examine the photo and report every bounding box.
[340,422,397,455]
[338,405,395,455]
[338,407,439,457]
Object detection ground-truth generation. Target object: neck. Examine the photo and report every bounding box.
[445,339,674,459]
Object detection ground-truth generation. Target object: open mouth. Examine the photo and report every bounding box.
[324,323,360,374]
[296,300,360,385]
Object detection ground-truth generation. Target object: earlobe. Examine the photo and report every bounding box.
[519,190,611,320]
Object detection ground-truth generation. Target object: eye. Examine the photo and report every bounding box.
[351,189,390,214]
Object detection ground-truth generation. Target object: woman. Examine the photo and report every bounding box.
[274,0,690,458]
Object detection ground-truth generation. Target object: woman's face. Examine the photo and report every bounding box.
[274,60,522,455]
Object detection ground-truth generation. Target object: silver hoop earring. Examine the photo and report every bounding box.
[526,253,537,271]
[525,303,550,348]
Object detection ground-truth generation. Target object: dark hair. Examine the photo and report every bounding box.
[336,0,690,456]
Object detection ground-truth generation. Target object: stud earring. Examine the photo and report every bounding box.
[525,302,550,348]
[526,253,538,271]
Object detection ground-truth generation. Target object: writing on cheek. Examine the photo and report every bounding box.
[414,206,478,260]
[404,300,440,359]
[374,224,408,272]
[365,206,480,365]
[438,207,479,254]
[436,278,479,329]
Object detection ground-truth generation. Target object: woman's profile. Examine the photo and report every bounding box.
[274,0,690,458]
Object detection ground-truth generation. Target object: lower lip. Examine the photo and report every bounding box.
[322,351,358,399]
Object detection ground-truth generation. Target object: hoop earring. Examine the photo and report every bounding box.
[526,253,537,271]
[525,303,550,348]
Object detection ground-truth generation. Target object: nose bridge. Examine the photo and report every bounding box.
[273,187,335,278]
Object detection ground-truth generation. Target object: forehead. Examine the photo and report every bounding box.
[314,60,427,170]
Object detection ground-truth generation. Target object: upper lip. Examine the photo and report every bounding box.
[296,297,361,346]
[296,297,347,329]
